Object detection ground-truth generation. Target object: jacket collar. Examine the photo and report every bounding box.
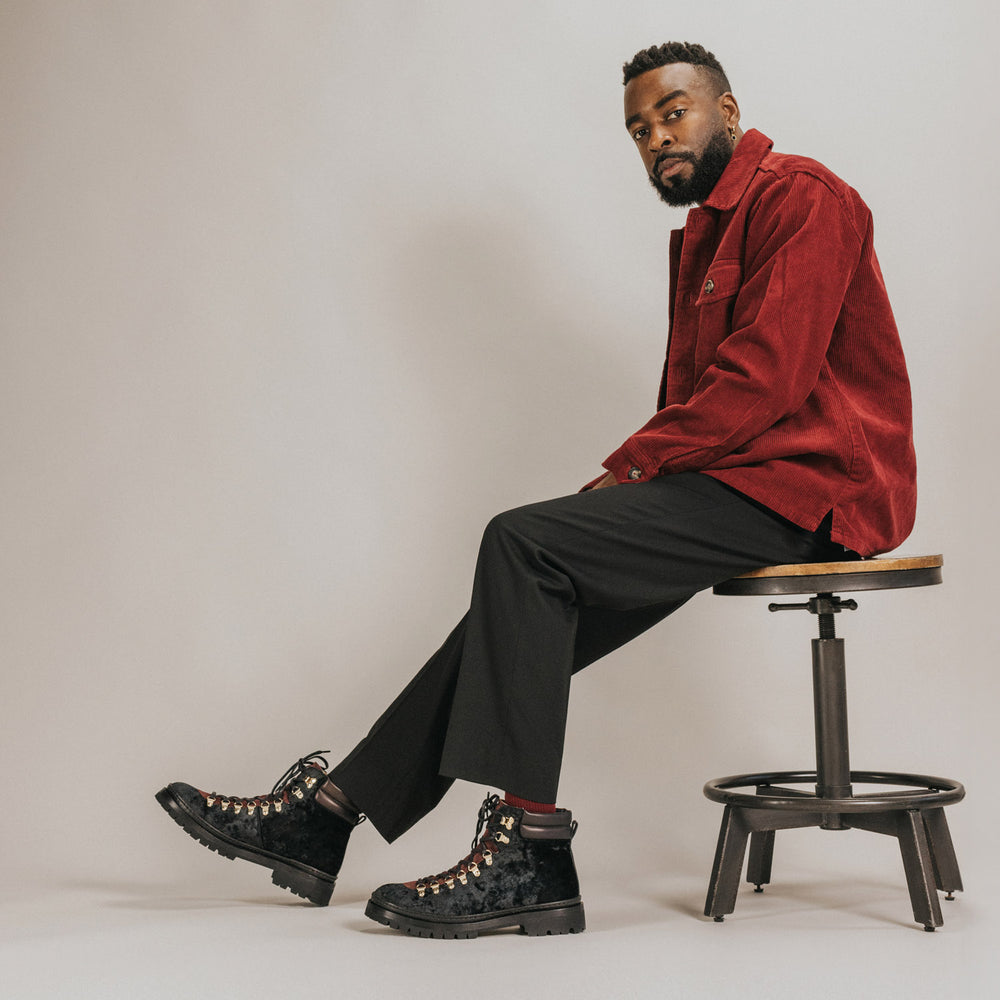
[700,128,773,211]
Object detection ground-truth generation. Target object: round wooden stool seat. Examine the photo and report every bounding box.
[714,554,943,596]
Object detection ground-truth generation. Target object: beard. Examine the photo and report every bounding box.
[648,124,734,207]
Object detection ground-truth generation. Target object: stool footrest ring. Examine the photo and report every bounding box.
[703,770,965,813]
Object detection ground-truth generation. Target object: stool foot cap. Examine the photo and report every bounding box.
[754,885,764,893]
[713,916,724,922]
[923,925,936,933]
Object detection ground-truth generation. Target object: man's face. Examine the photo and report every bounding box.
[624,63,739,207]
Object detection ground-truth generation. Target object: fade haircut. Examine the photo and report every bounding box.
[622,42,731,96]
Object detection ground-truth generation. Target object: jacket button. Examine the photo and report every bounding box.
[704,278,715,294]
[627,467,642,480]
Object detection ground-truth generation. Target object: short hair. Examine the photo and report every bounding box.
[622,42,731,95]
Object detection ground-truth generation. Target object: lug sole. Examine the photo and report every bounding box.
[364,898,586,939]
[155,786,336,906]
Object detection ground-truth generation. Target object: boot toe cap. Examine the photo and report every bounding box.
[369,882,412,908]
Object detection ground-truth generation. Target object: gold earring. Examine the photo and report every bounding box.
[728,125,737,142]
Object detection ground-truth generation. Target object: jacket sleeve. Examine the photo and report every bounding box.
[602,173,865,483]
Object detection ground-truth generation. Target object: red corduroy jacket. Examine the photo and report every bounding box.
[600,129,916,557]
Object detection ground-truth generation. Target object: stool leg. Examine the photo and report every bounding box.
[896,809,945,931]
[922,808,963,898]
[746,783,779,890]
[704,805,751,920]
[747,830,775,892]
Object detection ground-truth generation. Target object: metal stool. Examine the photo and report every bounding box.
[703,554,964,931]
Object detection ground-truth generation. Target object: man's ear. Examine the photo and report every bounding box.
[719,92,740,130]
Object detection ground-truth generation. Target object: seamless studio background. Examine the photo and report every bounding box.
[1,2,997,997]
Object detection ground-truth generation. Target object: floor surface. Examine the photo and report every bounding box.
[3,857,995,1000]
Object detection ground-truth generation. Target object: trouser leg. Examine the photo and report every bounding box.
[330,601,681,842]
[438,473,840,801]
[330,616,466,844]
[333,473,843,842]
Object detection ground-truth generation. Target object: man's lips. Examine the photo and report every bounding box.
[655,156,689,181]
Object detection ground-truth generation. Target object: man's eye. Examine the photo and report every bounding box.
[666,108,686,120]
[631,127,648,141]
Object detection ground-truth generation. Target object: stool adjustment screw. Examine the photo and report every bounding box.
[818,612,837,640]
[768,593,858,639]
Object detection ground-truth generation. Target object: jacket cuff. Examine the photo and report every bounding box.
[602,442,655,484]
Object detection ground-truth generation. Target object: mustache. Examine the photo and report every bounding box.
[654,151,694,172]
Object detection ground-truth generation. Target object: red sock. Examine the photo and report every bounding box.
[503,793,556,813]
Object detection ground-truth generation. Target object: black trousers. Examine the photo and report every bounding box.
[330,473,846,842]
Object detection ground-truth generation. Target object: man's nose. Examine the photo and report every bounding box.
[647,125,673,154]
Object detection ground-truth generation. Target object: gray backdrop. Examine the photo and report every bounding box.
[2,0,996,911]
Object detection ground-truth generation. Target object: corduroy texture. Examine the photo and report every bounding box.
[368,800,580,921]
[600,129,916,558]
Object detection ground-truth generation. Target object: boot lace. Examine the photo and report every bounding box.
[414,793,511,898]
[204,750,331,817]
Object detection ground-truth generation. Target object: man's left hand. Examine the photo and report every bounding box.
[589,472,618,490]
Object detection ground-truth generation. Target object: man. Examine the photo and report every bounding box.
[156,42,915,939]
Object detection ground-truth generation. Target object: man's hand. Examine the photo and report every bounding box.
[590,471,618,490]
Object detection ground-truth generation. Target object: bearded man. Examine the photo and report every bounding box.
[155,42,915,939]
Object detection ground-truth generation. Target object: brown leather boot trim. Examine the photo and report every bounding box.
[520,807,575,840]
[314,780,361,824]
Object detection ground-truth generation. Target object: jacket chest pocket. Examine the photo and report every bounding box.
[693,260,743,375]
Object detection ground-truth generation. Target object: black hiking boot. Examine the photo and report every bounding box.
[365,794,585,938]
[156,751,363,905]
